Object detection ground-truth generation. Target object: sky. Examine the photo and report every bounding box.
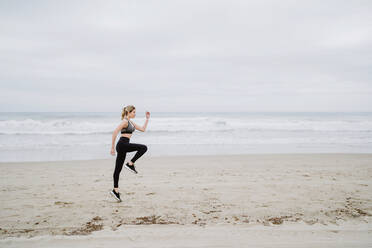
[0,0,371,113]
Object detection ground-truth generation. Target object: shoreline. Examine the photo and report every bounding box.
[1,152,372,165]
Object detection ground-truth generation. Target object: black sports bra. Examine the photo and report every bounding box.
[121,118,135,134]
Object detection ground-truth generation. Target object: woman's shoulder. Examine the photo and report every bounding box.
[120,119,129,127]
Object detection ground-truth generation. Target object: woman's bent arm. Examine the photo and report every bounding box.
[132,119,149,132]
[142,118,149,132]
[111,121,127,149]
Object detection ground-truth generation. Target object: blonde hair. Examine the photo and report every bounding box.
[121,105,135,120]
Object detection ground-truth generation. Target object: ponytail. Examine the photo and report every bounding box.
[121,107,128,120]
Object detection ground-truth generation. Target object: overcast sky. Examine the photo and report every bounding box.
[1,0,371,113]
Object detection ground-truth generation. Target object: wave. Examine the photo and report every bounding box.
[1,129,372,136]
[1,116,372,135]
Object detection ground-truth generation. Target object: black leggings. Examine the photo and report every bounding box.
[113,137,148,188]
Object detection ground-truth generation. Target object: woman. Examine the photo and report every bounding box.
[110,105,150,202]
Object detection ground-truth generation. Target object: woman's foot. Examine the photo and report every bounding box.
[125,162,138,174]
[110,189,121,202]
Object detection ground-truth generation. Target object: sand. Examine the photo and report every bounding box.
[0,153,371,247]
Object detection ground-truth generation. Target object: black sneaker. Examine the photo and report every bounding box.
[110,189,122,202]
[125,162,138,174]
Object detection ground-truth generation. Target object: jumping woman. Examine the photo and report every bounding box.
[110,105,150,202]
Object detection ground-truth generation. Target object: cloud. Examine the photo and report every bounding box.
[0,0,371,112]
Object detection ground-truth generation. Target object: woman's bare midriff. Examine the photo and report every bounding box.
[120,134,132,139]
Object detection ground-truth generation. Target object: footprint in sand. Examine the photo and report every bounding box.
[54,201,73,206]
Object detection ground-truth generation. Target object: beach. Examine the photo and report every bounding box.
[0,153,371,247]
[2,0,372,246]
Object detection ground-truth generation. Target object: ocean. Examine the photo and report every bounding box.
[0,112,371,162]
